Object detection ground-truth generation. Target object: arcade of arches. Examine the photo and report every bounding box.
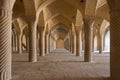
[0,0,120,80]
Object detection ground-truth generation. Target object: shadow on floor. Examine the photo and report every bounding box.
[12,77,110,80]
[46,77,110,80]
[13,61,29,63]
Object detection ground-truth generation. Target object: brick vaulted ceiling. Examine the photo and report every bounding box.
[13,0,110,40]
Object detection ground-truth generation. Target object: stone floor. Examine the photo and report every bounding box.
[12,49,110,80]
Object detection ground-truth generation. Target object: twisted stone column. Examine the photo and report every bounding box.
[48,35,50,53]
[0,1,15,80]
[98,31,103,54]
[69,36,72,52]
[44,34,47,54]
[39,27,45,56]
[71,34,74,54]
[17,34,22,54]
[39,30,42,56]
[0,9,12,80]
[92,36,94,52]
[46,34,49,54]
[73,34,76,54]
[50,36,55,51]
[53,40,56,50]
[84,17,94,62]
[110,10,120,80]
[91,27,94,52]
[68,31,72,52]
[76,31,81,56]
[71,25,76,54]
[28,21,37,62]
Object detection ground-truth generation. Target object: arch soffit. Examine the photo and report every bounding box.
[49,21,70,33]
[36,0,84,18]
[50,23,69,34]
[12,19,21,35]
[45,13,72,27]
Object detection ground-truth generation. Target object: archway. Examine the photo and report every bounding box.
[56,39,64,48]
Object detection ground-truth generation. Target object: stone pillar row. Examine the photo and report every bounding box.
[98,30,103,54]
[39,27,45,56]
[46,34,49,54]
[28,21,37,62]
[73,34,76,55]
[84,17,94,62]
[17,34,22,54]
[76,30,81,56]
[71,33,74,54]
[69,36,71,52]
[0,9,12,80]
[71,29,77,55]
[69,31,73,53]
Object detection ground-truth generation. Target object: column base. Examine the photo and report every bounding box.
[84,60,95,63]
[29,59,37,62]
[76,54,81,56]
[18,53,22,54]
[29,54,37,62]
[18,51,22,54]
[76,55,81,57]
[84,59,93,62]
[39,53,45,56]
[99,51,103,54]
[30,60,37,62]
[46,53,49,54]
[84,52,92,62]
[72,52,74,54]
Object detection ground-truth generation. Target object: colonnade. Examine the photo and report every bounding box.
[0,0,120,80]
[0,0,15,80]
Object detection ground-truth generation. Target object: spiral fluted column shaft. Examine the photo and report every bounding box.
[76,31,81,56]
[91,27,94,52]
[42,32,45,56]
[70,33,73,53]
[0,9,12,80]
[39,31,42,56]
[39,28,45,56]
[84,17,94,62]
[45,34,47,54]
[73,34,76,54]
[99,33,103,54]
[68,37,71,51]
[71,34,74,54]
[28,21,37,62]
[48,35,50,53]
[17,35,22,54]
[46,34,49,54]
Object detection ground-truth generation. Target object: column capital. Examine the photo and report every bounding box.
[39,27,45,32]
[84,16,95,25]
[25,16,38,24]
[72,25,76,34]
[75,26,82,32]
[0,0,15,10]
